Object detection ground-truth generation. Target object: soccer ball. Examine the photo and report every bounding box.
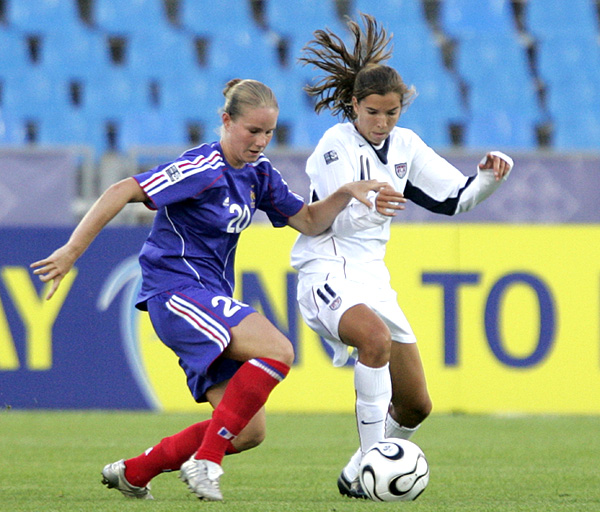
[358,438,429,502]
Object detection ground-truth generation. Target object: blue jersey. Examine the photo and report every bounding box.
[133,142,305,310]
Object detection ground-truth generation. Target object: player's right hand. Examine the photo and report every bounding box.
[30,245,78,300]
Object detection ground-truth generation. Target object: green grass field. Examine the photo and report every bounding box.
[1,411,599,511]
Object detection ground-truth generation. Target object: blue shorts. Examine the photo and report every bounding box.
[147,285,256,403]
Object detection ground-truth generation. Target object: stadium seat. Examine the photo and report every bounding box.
[160,71,222,134]
[265,0,349,72]
[465,108,538,149]
[536,35,600,85]
[207,29,283,85]
[290,109,339,149]
[439,0,517,38]
[265,0,346,38]
[526,0,600,39]
[127,27,201,80]
[400,106,454,148]
[456,33,541,137]
[386,31,466,134]
[180,0,256,36]
[456,33,536,93]
[352,0,430,33]
[38,106,95,148]
[42,27,108,81]
[0,28,30,75]
[92,0,171,34]
[6,0,83,33]
[552,111,600,150]
[2,68,59,118]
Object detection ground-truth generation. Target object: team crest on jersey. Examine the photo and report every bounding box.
[250,187,256,208]
[395,162,407,179]
[324,150,339,165]
[165,164,182,182]
[329,297,342,310]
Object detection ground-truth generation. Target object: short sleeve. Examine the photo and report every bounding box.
[257,165,305,227]
[134,145,225,210]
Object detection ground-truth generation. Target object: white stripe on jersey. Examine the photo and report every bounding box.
[139,150,225,197]
[166,294,231,350]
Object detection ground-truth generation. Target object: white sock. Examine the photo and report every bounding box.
[354,361,392,454]
[342,447,362,481]
[385,414,420,440]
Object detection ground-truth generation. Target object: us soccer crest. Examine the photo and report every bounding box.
[395,163,407,179]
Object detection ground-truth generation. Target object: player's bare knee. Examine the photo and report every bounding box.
[407,398,432,426]
[268,339,295,367]
[392,395,432,427]
[357,331,391,367]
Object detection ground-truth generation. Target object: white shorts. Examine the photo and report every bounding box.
[297,276,416,367]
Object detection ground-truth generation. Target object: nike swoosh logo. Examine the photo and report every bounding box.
[360,419,384,425]
[358,143,366,147]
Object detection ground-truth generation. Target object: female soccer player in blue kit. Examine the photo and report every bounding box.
[290,15,514,498]
[31,78,402,501]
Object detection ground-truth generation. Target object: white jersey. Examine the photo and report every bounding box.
[291,122,512,293]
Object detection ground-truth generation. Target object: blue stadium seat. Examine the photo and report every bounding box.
[265,0,348,73]
[6,0,83,33]
[121,109,191,148]
[207,29,283,85]
[93,0,171,34]
[265,0,346,38]
[440,0,517,38]
[399,77,463,148]
[400,103,455,148]
[465,109,538,149]
[0,28,30,75]
[38,107,95,148]
[536,35,600,85]
[552,111,600,150]
[526,0,600,39]
[457,34,541,142]
[352,0,430,33]
[2,68,59,118]
[181,0,256,36]
[457,35,541,148]
[546,75,600,115]
[387,32,466,135]
[42,27,108,81]
[290,109,339,149]
[537,35,600,149]
[544,74,600,151]
[160,70,223,141]
[456,33,535,87]
[127,27,201,80]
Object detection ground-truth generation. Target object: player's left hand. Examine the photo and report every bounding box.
[478,152,513,181]
[375,184,406,217]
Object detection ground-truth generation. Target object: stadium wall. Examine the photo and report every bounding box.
[0,149,599,414]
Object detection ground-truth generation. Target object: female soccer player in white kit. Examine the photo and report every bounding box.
[31,78,395,502]
[290,14,514,498]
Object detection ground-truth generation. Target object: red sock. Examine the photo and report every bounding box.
[194,358,290,465]
[124,419,238,487]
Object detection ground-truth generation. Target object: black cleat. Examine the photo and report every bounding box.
[337,471,368,499]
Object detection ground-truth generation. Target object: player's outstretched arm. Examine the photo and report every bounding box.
[31,177,147,300]
[287,179,405,236]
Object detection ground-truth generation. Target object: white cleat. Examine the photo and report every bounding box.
[101,459,153,499]
[180,457,224,501]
